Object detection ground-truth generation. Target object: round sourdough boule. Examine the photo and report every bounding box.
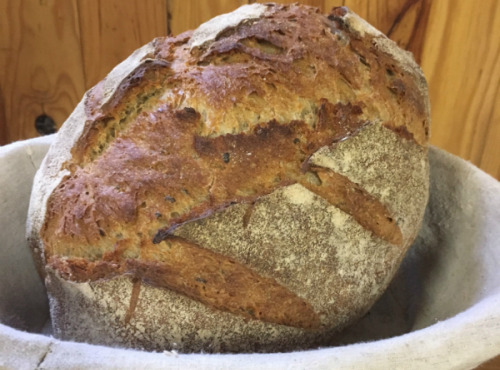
[27,3,430,353]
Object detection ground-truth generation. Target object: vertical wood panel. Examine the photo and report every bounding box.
[0,83,6,145]
[0,0,86,144]
[77,0,168,89]
[480,95,500,178]
[167,0,247,36]
[420,0,500,179]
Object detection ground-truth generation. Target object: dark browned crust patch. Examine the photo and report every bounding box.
[43,101,371,251]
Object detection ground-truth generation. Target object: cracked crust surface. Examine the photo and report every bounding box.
[27,3,430,353]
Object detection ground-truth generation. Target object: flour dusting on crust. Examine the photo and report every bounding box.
[189,3,267,49]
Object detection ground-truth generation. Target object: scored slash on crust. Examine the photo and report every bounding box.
[35,2,427,332]
[44,100,403,328]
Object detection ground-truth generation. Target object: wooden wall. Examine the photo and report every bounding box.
[0,0,499,181]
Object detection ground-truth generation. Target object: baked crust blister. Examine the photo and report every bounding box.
[27,3,430,353]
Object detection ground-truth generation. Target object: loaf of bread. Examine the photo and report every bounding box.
[27,3,430,353]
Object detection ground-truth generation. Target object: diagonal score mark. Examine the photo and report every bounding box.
[299,166,403,246]
[45,99,401,327]
[48,236,321,329]
[148,100,370,244]
[136,236,320,329]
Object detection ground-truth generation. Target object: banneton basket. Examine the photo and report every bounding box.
[0,135,499,369]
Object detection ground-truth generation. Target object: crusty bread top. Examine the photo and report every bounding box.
[27,3,429,328]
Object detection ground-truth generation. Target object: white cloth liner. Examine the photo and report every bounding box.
[0,136,498,369]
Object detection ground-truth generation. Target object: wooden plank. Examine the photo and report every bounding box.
[77,0,168,90]
[0,83,6,145]
[420,0,500,179]
[0,0,86,144]
[0,0,22,145]
[167,0,247,36]
[479,91,500,179]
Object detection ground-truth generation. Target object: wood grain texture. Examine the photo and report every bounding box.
[77,0,168,89]
[420,0,500,180]
[0,0,86,144]
[0,79,6,145]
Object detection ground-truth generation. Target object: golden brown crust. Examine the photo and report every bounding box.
[48,235,320,329]
[42,3,427,250]
[30,3,431,352]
